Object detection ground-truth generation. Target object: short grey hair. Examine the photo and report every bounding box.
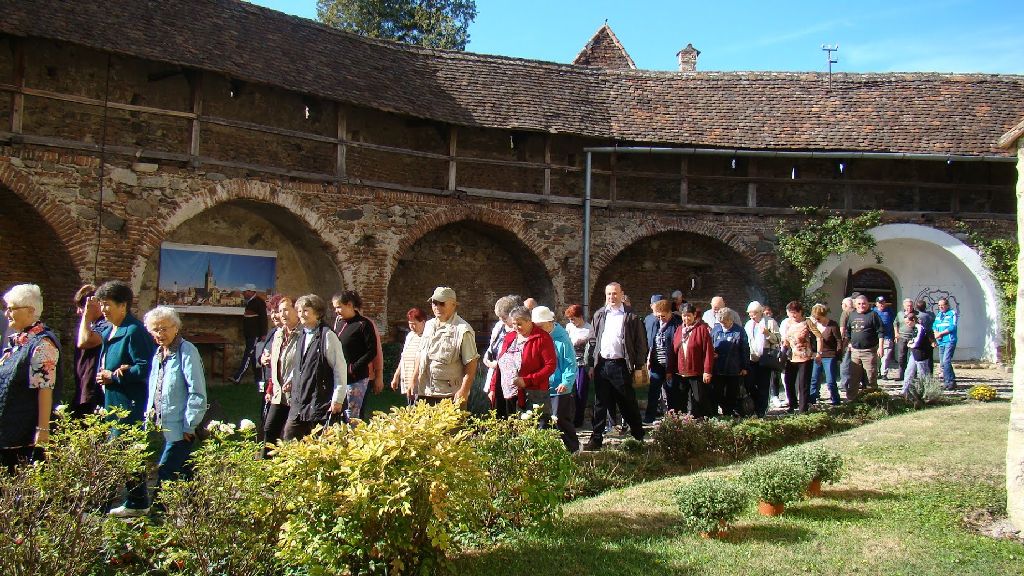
[143,306,182,329]
[295,294,327,319]
[3,284,43,322]
[507,306,531,322]
[494,294,522,319]
[717,307,735,322]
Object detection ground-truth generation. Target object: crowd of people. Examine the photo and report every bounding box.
[0,276,958,517]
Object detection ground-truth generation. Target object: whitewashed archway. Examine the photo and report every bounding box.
[809,223,1001,361]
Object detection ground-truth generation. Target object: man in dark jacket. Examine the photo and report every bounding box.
[584,282,648,450]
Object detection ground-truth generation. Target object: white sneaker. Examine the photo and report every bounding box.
[108,505,150,518]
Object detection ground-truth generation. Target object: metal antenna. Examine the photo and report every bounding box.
[821,44,839,91]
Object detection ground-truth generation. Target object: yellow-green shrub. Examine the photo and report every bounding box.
[270,401,488,576]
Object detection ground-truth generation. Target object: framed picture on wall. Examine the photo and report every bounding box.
[157,242,277,315]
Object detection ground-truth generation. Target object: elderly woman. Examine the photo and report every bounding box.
[256,295,284,424]
[533,306,579,452]
[711,307,750,417]
[0,284,59,472]
[109,306,208,517]
[494,306,557,418]
[261,296,300,458]
[390,307,428,406]
[283,294,348,440]
[646,299,682,422]
[781,301,822,413]
[563,304,593,428]
[744,301,780,417]
[809,303,842,405]
[72,283,106,418]
[483,295,522,417]
[81,280,155,426]
[673,303,715,418]
[332,291,377,422]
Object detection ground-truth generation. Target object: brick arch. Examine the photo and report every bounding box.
[386,205,560,304]
[589,215,771,308]
[0,160,93,276]
[128,178,350,295]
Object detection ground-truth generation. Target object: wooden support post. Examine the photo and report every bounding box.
[336,104,347,179]
[543,134,551,196]
[10,39,24,134]
[844,183,853,213]
[447,126,457,192]
[680,157,689,205]
[609,151,617,202]
[951,189,961,214]
[188,71,203,159]
[747,158,758,207]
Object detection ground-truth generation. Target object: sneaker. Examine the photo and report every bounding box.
[108,505,150,518]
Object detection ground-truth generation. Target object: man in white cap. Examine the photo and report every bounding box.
[533,306,580,452]
[414,287,478,407]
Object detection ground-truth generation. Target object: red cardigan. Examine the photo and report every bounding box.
[673,320,715,377]
[492,328,557,392]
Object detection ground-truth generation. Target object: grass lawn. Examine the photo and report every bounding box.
[454,401,1022,576]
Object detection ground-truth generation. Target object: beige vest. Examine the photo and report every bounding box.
[418,314,474,397]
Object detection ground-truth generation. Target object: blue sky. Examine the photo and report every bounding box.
[159,248,277,293]
[252,0,1024,73]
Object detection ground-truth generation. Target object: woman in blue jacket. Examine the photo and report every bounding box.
[711,307,750,417]
[110,306,208,517]
[932,298,958,390]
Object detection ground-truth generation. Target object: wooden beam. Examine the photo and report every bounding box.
[609,151,617,203]
[680,157,689,205]
[951,189,961,214]
[9,39,24,134]
[336,104,347,179]
[543,134,551,196]
[844,183,853,213]
[188,71,203,158]
[447,126,457,192]
[747,158,758,207]
[202,114,336,144]
[6,84,197,119]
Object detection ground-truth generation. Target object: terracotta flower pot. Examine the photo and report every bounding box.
[758,500,785,516]
[700,519,728,539]
[806,477,823,497]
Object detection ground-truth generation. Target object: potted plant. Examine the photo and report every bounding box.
[782,446,844,497]
[739,457,810,516]
[675,476,748,538]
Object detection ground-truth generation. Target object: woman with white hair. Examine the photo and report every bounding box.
[0,284,59,472]
[482,294,522,417]
[110,306,208,517]
[744,300,780,417]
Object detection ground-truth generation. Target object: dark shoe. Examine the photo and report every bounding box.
[583,439,603,451]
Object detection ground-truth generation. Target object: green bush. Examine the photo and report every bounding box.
[651,412,732,464]
[906,376,944,407]
[675,477,749,534]
[856,389,911,414]
[0,408,148,576]
[270,401,488,576]
[780,446,844,485]
[739,457,811,506]
[468,409,575,538]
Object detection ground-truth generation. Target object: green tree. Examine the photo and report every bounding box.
[317,0,477,50]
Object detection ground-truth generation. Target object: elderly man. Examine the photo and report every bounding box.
[233,284,267,385]
[844,294,885,397]
[414,287,479,406]
[584,282,647,450]
[670,290,686,313]
[701,296,741,330]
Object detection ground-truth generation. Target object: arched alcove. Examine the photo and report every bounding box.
[386,220,555,338]
[591,230,765,314]
[812,223,1001,361]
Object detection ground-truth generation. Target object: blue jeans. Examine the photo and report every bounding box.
[126,434,195,509]
[810,357,841,404]
[645,365,668,421]
[938,342,957,388]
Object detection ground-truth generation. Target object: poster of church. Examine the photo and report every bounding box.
[157,242,277,315]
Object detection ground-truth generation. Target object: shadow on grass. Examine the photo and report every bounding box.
[723,522,811,544]
[823,488,898,502]
[785,503,869,522]
[455,510,702,576]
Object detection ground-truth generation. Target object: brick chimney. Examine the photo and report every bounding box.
[677,43,700,72]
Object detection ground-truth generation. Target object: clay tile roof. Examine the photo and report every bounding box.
[572,23,637,70]
[2,0,1024,157]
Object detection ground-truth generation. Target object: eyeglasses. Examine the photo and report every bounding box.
[148,325,174,334]
[2,306,28,313]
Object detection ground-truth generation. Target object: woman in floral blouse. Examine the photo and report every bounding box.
[0,283,59,472]
[781,301,822,413]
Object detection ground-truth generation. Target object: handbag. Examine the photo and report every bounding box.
[758,346,788,372]
[633,366,650,389]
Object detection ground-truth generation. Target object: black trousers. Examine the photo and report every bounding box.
[261,402,289,458]
[589,359,644,445]
[0,446,42,474]
[897,339,910,381]
[713,374,743,417]
[547,393,579,452]
[685,375,716,418]
[746,363,773,417]
[785,360,813,413]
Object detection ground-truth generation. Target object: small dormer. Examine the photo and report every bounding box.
[572,23,637,70]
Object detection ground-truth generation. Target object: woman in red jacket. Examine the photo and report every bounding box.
[674,303,715,419]
[494,306,557,418]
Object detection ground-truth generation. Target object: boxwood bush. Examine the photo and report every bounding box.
[739,457,811,506]
[675,477,748,534]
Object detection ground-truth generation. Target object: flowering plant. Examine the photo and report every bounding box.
[968,384,998,402]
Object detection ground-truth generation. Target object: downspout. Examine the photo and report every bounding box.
[583,151,592,319]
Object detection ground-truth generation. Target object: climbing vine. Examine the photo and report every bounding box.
[956,222,1018,360]
[771,208,883,305]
